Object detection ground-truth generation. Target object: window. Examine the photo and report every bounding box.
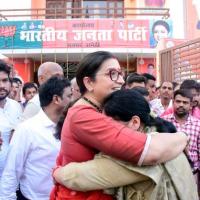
[83,1,107,18]
[83,0,124,18]
[108,1,123,18]
[66,2,72,18]
[45,0,123,19]
[46,0,66,19]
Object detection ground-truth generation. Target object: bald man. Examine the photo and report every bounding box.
[21,62,63,121]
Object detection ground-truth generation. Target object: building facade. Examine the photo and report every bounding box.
[0,0,198,82]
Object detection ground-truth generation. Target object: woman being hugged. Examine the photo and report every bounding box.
[51,51,188,200]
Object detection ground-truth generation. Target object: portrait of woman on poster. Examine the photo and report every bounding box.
[150,20,172,48]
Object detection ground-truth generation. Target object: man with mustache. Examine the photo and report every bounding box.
[0,76,72,200]
[151,81,173,116]
[163,89,200,185]
[0,60,22,177]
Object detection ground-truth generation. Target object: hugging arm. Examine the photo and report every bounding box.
[54,157,149,191]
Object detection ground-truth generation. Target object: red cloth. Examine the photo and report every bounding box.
[51,105,147,200]
[50,185,113,200]
[161,107,174,117]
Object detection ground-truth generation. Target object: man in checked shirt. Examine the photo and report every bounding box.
[163,89,200,191]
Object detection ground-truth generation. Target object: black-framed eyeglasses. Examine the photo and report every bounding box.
[98,69,124,81]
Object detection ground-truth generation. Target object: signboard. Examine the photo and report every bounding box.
[0,19,173,49]
[42,19,150,48]
[0,20,42,49]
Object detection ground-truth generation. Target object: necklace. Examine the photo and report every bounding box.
[82,97,102,113]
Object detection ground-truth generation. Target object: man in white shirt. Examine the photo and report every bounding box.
[150,81,173,116]
[0,60,22,177]
[21,62,64,121]
[0,76,72,200]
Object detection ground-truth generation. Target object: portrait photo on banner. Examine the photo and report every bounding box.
[149,19,173,48]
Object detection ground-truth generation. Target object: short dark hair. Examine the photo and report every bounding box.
[152,20,170,33]
[196,82,200,93]
[126,72,139,79]
[132,86,149,97]
[126,74,146,85]
[0,60,11,77]
[174,89,193,101]
[11,77,22,85]
[142,73,156,81]
[76,51,116,94]
[22,82,38,95]
[180,79,198,90]
[39,76,71,107]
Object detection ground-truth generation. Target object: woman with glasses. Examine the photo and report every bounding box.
[50,51,188,200]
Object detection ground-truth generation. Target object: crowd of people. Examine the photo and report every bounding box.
[0,51,199,200]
